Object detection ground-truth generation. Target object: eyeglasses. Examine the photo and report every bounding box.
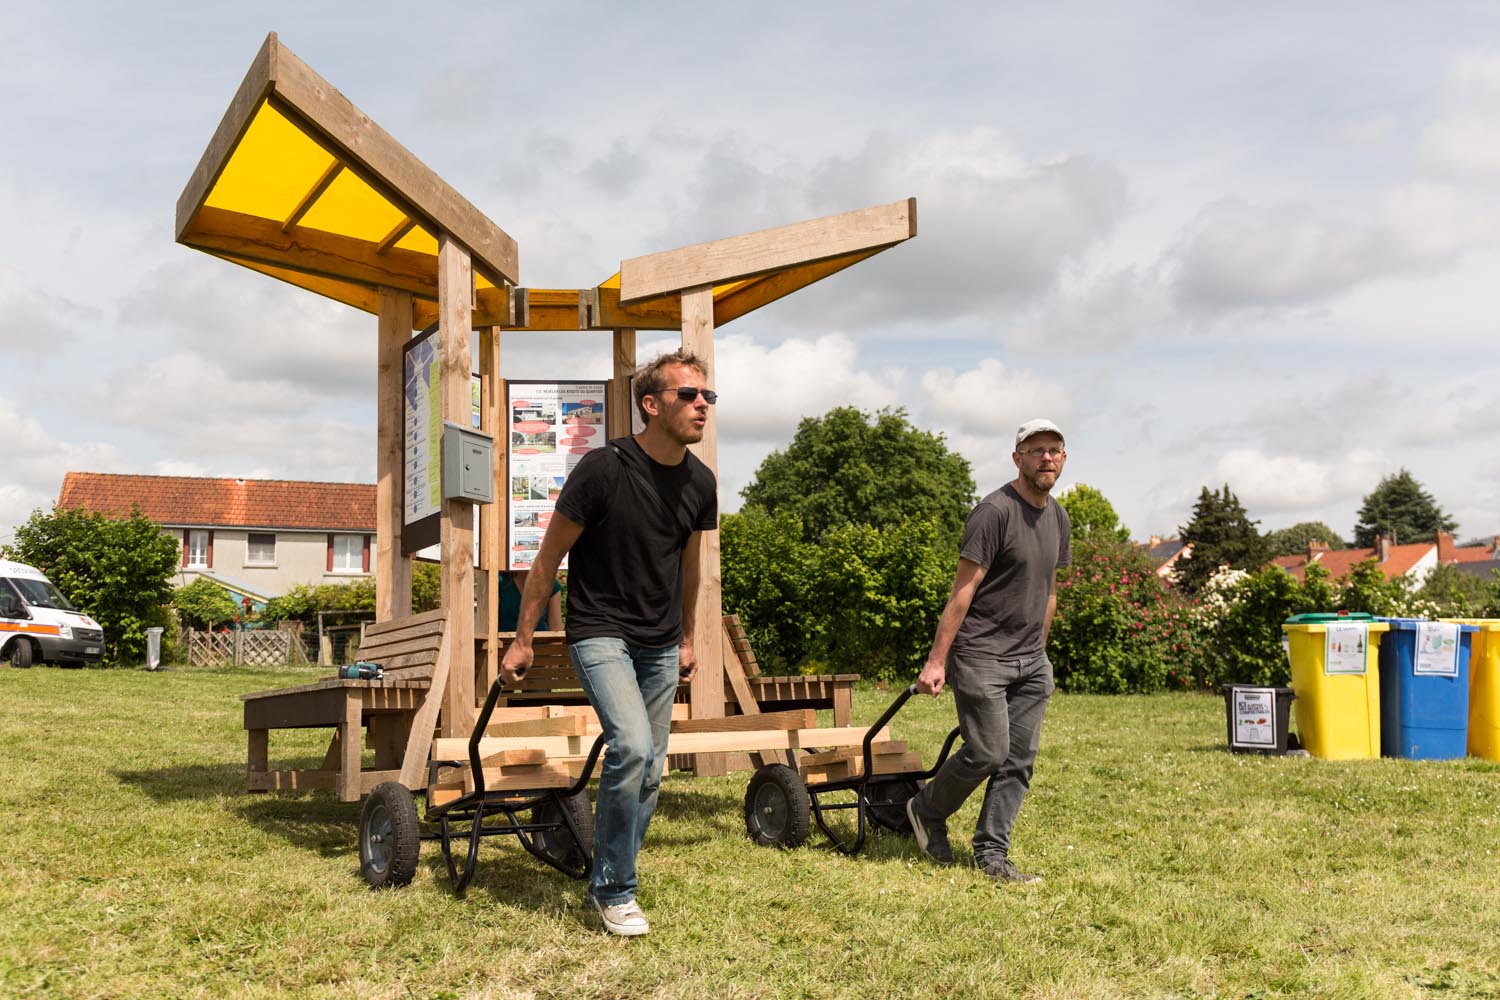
[659,386,718,404]
[1020,446,1065,459]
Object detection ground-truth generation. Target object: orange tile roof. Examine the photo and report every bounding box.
[1273,542,1433,582]
[59,472,375,532]
[1449,544,1498,563]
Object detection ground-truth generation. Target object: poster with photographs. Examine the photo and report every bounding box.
[507,381,608,569]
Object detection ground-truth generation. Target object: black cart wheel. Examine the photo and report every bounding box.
[360,781,420,889]
[744,764,810,849]
[532,789,594,871]
[865,778,923,835]
[8,639,33,669]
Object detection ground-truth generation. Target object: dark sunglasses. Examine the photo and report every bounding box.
[659,386,718,404]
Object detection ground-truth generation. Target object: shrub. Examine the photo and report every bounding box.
[1048,540,1207,694]
[172,578,240,630]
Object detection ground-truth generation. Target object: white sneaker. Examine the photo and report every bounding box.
[593,896,649,936]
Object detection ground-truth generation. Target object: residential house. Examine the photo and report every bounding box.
[1271,530,1500,585]
[1142,535,1192,580]
[58,473,376,605]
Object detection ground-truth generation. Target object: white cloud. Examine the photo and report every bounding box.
[1212,447,1387,523]
[0,267,84,350]
[916,358,1073,487]
[0,396,129,536]
[1422,49,1500,178]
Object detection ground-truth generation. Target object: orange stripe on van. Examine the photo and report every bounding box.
[3,624,61,636]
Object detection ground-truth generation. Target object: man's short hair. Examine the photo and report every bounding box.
[633,350,709,425]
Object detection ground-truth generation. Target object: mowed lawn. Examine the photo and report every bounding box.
[1,666,1497,1000]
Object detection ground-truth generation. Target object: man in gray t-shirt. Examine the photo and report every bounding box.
[906,418,1071,884]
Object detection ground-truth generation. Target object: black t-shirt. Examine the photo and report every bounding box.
[555,436,718,646]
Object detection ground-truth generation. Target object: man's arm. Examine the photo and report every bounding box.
[500,514,584,685]
[677,531,704,682]
[915,557,989,696]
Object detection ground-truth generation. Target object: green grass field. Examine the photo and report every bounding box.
[1,666,1497,999]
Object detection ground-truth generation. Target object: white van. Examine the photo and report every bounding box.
[0,560,105,667]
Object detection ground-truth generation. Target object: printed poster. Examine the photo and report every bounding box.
[402,330,441,527]
[1324,622,1368,675]
[1231,688,1278,748]
[1414,621,1460,676]
[507,381,607,570]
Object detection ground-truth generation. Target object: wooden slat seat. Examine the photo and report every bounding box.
[240,609,448,801]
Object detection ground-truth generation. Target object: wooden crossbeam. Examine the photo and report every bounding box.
[433,724,891,763]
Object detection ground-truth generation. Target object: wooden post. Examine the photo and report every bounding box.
[680,286,726,776]
[477,326,503,693]
[609,328,636,436]
[438,235,476,737]
[376,288,414,621]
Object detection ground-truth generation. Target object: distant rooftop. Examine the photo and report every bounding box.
[59,472,375,532]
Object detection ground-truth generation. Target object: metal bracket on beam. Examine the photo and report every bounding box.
[579,288,597,330]
[511,287,528,328]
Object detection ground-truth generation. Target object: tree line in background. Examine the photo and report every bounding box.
[7,408,1495,684]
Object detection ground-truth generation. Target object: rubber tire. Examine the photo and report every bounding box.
[866,778,923,836]
[9,639,33,669]
[744,763,810,849]
[532,789,594,871]
[359,781,420,889]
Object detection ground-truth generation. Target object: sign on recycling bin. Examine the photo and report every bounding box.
[1414,621,1460,676]
[1232,688,1278,748]
[1324,622,1368,674]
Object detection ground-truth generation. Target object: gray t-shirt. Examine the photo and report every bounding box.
[951,482,1072,659]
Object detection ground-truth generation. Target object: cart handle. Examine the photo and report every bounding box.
[859,684,919,779]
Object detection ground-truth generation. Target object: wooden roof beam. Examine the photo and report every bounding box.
[175,32,520,285]
[617,197,915,304]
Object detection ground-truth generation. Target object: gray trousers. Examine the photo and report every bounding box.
[913,649,1054,863]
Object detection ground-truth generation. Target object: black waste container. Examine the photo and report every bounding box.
[1221,684,1296,755]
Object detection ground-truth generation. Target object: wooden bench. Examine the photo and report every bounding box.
[240,609,447,802]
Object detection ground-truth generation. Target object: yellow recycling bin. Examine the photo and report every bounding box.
[1440,618,1500,761]
[1283,614,1389,760]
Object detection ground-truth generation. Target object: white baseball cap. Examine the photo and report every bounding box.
[1015,418,1064,449]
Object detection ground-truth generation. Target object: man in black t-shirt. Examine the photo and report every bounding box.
[906,418,1071,886]
[502,350,718,937]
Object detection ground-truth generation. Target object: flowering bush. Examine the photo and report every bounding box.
[1048,540,1208,693]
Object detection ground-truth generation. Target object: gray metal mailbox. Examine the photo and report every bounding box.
[441,422,494,504]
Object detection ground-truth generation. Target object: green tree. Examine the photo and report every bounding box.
[1175,485,1271,594]
[172,578,241,630]
[1352,469,1457,548]
[1417,563,1500,618]
[720,509,814,671]
[1264,521,1346,556]
[739,406,975,543]
[3,505,178,664]
[1057,483,1131,543]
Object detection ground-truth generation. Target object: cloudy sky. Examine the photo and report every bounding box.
[5,2,1500,548]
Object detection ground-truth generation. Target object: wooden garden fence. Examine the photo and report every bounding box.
[186,629,297,667]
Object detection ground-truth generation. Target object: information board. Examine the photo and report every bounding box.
[506,380,608,570]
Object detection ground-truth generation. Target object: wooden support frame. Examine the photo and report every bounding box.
[437,235,477,739]
[618,198,916,303]
[376,289,414,621]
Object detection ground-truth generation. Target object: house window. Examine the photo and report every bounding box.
[186,530,212,569]
[246,532,276,566]
[329,534,367,573]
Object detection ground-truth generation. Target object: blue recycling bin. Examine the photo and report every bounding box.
[1376,617,1475,760]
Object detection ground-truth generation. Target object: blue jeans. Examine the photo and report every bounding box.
[568,637,680,905]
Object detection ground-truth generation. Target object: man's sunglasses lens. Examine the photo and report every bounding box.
[673,387,718,404]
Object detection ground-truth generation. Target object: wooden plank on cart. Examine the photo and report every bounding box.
[799,742,909,767]
[670,708,815,734]
[429,761,573,806]
[433,724,891,764]
[488,714,589,738]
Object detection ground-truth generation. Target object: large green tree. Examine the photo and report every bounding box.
[172,578,241,630]
[1352,469,1457,547]
[1175,485,1271,594]
[1057,483,1131,543]
[739,406,975,543]
[1264,521,1346,556]
[3,505,179,663]
[724,406,975,677]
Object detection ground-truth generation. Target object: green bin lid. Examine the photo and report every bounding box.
[1283,612,1377,624]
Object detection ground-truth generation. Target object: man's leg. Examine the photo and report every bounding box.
[570,637,654,908]
[624,642,681,859]
[972,651,1054,867]
[908,651,1010,862]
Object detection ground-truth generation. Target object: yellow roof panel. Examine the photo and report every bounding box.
[297,167,407,242]
[204,101,334,221]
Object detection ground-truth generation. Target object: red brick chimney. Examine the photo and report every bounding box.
[1437,530,1456,563]
[1377,533,1391,563]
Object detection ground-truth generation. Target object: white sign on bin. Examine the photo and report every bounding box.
[1324,623,1368,675]
[1414,621,1460,676]
[1231,687,1278,748]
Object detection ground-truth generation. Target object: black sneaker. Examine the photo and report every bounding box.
[979,857,1043,885]
[905,797,955,866]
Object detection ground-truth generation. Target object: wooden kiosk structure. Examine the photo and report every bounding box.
[180,34,916,801]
